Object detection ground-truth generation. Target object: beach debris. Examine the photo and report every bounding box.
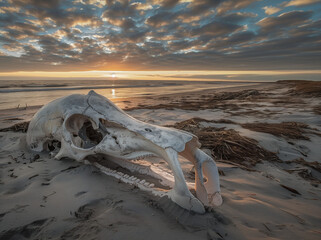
[26,90,223,214]
[28,174,39,180]
[170,118,279,168]
[74,205,94,220]
[207,229,224,240]
[241,122,320,140]
[262,223,271,232]
[42,191,56,202]
[211,89,260,101]
[126,89,261,111]
[3,117,24,121]
[0,121,29,133]
[285,158,321,184]
[9,172,18,178]
[280,184,301,195]
[280,80,321,97]
[60,165,80,172]
[288,158,321,172]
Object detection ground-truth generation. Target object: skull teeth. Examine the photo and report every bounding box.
[92,162,161,198]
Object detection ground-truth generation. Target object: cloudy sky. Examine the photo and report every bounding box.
[0,0,320,81]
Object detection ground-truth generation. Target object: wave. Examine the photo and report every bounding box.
[0,83,181,93]
[0,84,68,89]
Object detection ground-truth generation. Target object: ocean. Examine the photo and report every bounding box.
[0,79,256,110]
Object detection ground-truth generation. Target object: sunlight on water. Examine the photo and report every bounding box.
[0,80,256,110]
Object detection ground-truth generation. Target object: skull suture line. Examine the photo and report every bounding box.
[27,91,222,213]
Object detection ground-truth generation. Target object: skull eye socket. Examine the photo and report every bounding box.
[65,114,104,149]
[80,121,103,145]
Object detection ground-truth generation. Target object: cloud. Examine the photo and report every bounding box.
[284,0,321,7]
[130,2,153,10]
[216,0,260,15]
[145,11,177,27]
[26,8,100,27]
[151,0,180,8]
[207,31,256,49]
[0,6,20,13]
[187,0,222,14]
[0,0,320,72]
[257,11,313,33]
[9,0,61,8]
[103,1,137,19]
[263,6,282,15]
[218,12,257,23]
[104,17,136,30]
[73,0,105,8]
[9,0,101,27]
[191,21,242,37]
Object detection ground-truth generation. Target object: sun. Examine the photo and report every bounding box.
[111,73,116,78]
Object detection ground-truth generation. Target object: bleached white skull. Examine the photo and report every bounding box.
[26,90,222,213]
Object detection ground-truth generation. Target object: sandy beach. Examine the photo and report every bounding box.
[0,80,320,240]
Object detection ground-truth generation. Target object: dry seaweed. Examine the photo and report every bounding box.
[170,118,279,168]
[209,89,260,101]
[278,80,321,97]
[241,122,313,140]
[0,121,29,133]
[287,158,321,172]
[243,122,321,140]
[285,158,321,184]
[127,89,261,111]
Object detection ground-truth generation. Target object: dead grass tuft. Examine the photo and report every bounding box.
[171,118,279,168]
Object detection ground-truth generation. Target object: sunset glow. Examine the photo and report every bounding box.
[0,70,320,82]
[0,0,320,81]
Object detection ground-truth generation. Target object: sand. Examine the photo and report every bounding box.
[0,81,320,240]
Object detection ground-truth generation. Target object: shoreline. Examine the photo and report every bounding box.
[0,81,262,113]
[0,82,270,118]
[0,82,268,130]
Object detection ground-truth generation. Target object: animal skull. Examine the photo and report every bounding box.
[27,90,222,213]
